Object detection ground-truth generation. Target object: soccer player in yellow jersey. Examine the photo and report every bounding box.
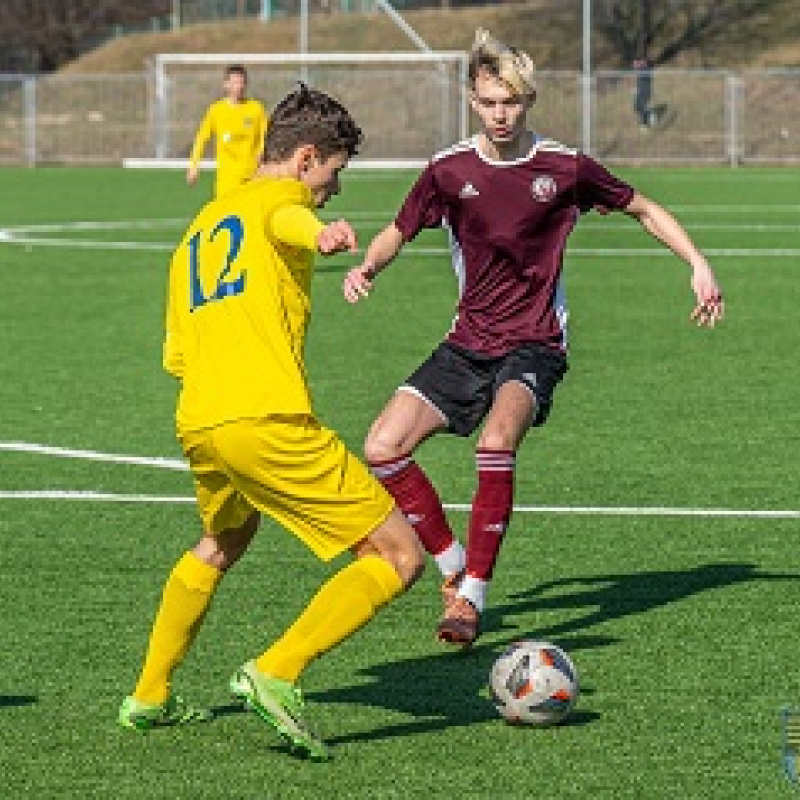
[118,85,425,760]
[186,64,267,198]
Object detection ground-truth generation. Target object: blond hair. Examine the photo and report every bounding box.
[469,29,536,98]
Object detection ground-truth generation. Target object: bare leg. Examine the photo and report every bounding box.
[366,390,463,575]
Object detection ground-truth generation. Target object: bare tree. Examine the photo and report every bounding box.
[595,0,773,66]
[0,0,169,72]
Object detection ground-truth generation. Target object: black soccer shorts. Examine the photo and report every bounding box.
[401,341,568,437]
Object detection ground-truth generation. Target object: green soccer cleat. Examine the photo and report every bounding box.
[117,694,212,732]
[229,661,330,761]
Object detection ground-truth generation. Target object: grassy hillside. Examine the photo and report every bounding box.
[62,0,800,75]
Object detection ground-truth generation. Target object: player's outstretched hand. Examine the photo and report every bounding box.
[317,219,358,255]
[690,263,724,327]
[186,166,198,185]
[342,263,375,304]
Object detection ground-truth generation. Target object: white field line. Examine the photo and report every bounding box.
[447,504,800,519]
[0,235,174,251]
[3,215,800,230]
[401,247,800,258]
[2,213,800,256]
[1,232,798,258]
[0,490,797,518]
[1,441,799,518]
[0,490,194,503]
[585,222,800,231]
[0,441,188,471]
[650,204,800,212]
[3,219,186,233]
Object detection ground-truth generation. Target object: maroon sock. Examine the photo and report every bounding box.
[370,455,455,556]
[465,449,515,581]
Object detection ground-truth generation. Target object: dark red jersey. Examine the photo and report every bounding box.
[395,136,634,356]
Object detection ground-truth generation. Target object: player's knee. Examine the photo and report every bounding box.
[387,531,425,587]
[361,510,425,587]
[478,427,517,452]
[364,422,403,464]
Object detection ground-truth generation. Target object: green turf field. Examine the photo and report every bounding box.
[1,165,799,798]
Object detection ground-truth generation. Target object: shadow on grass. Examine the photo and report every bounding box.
[310,634,606,745]
[209,702,247,719]
[490,562,798,641]
[309,562,795,743]
[0,695,37,708]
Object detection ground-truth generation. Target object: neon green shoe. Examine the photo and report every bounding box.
[117,694,212,732]
[229,661,330,761]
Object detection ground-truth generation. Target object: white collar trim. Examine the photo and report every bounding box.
[471,133,543,166]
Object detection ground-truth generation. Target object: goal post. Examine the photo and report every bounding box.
[127,51,469,169]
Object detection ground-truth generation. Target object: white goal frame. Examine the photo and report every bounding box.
[126,50,469,169]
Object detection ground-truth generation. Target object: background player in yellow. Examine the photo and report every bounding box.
[119,85,425,760]
[186,64,266,198]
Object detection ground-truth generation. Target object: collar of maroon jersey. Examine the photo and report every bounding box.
[472,133,544,167]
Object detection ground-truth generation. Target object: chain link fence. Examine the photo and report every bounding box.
[0,73,152,165]
[1,67,799,165]
[154,54,466,162]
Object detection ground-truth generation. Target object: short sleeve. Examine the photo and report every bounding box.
[575,154,635,213]
[268,205,324,251]
[395,164,447,242]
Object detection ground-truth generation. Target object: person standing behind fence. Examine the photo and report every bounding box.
[186,64,267,198]
[633,57,654,129]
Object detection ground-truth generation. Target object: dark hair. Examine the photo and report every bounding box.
[468,49,497,87]
[263,83,362,162]
[225,64,247,80]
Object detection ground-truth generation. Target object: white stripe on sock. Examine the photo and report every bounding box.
[433,541,466,577]
[458,574,487,612]
[370,456,411,479]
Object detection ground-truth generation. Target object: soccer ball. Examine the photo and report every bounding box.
[489,640,579,726]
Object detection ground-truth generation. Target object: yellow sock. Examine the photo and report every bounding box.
[132,551,222,704]
[256,555,403,682]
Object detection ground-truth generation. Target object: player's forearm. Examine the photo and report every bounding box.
[363,224,405,276]
[189,117,213,166]
[628,195,709,271]
[189,136,209,168]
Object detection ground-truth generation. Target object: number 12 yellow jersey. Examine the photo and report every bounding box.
[164,176,324,434]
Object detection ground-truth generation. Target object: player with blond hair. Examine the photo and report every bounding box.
[187,64,267,198]
[119,84,425,760]
[343,30,724,646]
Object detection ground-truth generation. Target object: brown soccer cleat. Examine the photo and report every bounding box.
[437,595,479,646]
[440,569,465,611]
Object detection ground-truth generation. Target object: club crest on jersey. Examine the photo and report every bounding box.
[531,175,558,202]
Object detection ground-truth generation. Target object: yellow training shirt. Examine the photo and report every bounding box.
[164,176,324,434]
[189,98,267,197]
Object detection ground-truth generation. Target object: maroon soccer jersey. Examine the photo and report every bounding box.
[394,136,635,356]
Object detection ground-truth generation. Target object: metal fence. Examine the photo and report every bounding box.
[0,74,152,165]
[153,52,467,163]
[2,67,800,166]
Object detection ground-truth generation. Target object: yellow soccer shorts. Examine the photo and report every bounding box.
[179,416,395,561]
